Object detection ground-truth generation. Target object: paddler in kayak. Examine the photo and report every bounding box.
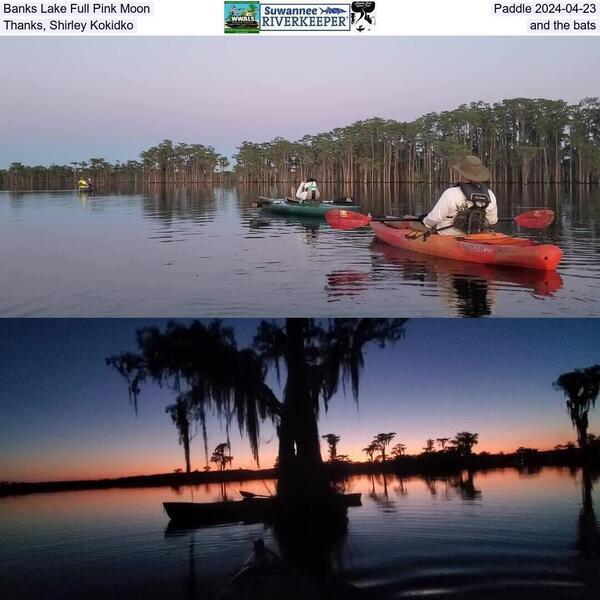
[399,156,498,236]
[294,178,321,203]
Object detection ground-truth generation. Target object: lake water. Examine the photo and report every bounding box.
[1,468,599,599]
[0,185,598,317]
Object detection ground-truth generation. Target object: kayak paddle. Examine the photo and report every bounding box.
[326,209,555,231]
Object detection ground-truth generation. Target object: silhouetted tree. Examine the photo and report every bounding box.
[254,319,406,499]
[555,441,577,451]
[391,443,406,457]
[108,318,407,503]
[166,398,194,473]
[451,432,479,456]
[554,365,600,450]
[362,442,377,462]
[423,439,436,453]
[107,320,280,472]
[210,442,233,471]
[587,434,600,450]
[322,433,341,462]
[436,437,450,451]
[516,446,539,454]
[373,432,396,462]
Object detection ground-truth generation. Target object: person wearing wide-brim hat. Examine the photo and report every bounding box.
[453,155,491,182]
[395,155,498,236]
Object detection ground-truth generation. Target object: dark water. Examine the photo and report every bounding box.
[1,469,599,599]
[0,185,598,317]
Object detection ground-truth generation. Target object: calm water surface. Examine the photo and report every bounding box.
[0,185,598,316]
[1,468,599,599]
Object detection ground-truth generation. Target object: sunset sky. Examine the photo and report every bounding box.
[1,36,599,167]
[0,318,598,482]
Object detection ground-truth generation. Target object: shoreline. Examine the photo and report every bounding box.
[2,448,597,498]
[2,181,600,190]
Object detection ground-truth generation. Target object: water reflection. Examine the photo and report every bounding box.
[577,468,600,560]
[246,213,324,246]
[449,470,482,501]
[204,469,598,598]
[2,469,600,599]
[367,473,396,512]
[186,530,198,600]
[325,270,372,300]
[371,241,565,317]
[0,184,598,316]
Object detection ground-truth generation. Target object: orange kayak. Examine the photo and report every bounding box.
[370,222,563,271]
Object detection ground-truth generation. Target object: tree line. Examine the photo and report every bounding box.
[234,97,600,184]
[2,98,600,189]
[1,140,230,189]
[320,431,479,465]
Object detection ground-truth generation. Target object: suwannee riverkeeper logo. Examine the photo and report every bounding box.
[224,3,355,33]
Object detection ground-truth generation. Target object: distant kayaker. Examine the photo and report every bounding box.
[403,156,498,236]
[295,178,320,203]
[78,177,88,189]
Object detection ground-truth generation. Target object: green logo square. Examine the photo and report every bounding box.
[225,2,260,33]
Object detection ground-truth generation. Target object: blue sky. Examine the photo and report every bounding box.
[0,319,598,481]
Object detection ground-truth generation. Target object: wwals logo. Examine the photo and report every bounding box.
[224,1,260,33]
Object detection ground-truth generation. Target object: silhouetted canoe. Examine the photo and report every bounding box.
[258,196,361,218]
[239,490,271,499]
[217,539,363,600]
[164,497,274,526]
[163,493,361,526]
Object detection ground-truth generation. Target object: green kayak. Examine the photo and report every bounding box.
[259,197,361,218]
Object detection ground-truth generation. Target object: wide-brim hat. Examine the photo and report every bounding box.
[452,155,490,182]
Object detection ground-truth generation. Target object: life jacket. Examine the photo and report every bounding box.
[451,183,492,234]
[304,181,319,201]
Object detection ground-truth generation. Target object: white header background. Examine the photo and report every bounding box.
[0,0,598,35]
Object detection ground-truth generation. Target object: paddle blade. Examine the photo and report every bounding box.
[326,209,371,230]
[514,209,555,229]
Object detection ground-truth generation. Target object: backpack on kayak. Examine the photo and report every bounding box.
[305,179,320,201]
[451,183,492,234]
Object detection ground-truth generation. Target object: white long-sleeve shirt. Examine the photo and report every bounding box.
[295,181,320,202]
[423,186,498,236]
